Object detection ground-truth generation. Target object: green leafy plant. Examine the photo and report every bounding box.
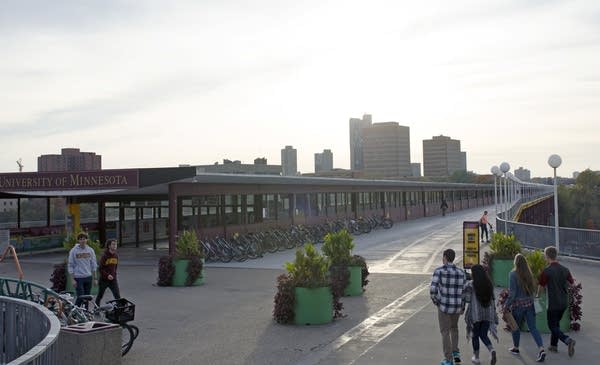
[525,249,546,281]
[488,232,522,259]
[176,230,204,259]
[322,229,354,266]
[285,243,329,288]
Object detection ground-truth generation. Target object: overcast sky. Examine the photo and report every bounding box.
[1,0,599,178]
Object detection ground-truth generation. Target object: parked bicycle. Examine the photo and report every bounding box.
[48,293,139,356]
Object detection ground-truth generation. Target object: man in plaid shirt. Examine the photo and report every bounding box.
[430,248,466,365]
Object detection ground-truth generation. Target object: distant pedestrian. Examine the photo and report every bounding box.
[479,211,490,243]
[538,246,576,357]
[67,232,98,307]
[430,248,466,365]
[95,239,121,307]
[464,264,498,365]
[506,254,546,362]
[441,199,449,216]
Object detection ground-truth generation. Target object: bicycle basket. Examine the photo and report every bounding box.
[106,298,135,323]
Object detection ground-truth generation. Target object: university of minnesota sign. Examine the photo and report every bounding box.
[0,170,139,191]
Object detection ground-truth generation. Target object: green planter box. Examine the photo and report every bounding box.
[520,296,570,334]
[294,287,333,325]
[344,266,363,296]
[491,258,513,287]
[172,258,205,286]
[65,270,99,295]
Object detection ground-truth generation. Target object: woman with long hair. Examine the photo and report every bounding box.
[464,264,497,365]
[506,254,546,362]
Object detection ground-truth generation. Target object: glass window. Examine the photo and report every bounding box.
[20,198,47,228]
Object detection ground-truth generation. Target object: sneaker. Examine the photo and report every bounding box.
[509,347,520,355]
[441,359,454,365]
[548,346,558,353]
[536,349,546,362]
[453,351,461,363]
[471,355,480,364]
[568,339,576,357]
[490,350,497,365]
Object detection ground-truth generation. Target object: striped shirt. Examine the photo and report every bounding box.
[430,263,466,314]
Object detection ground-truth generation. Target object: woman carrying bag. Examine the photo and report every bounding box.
[506,254,546,362]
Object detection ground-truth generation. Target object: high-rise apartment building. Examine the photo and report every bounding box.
[362,122,411,178]
[314,149,333,173]
[38,148,101,172]
[411,163,422,177]
[422,135,465,177]
[514,167,531,181]
[281,145,298,176]
[349,114,372,170]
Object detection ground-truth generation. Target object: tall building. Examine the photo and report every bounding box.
[362,122,411,178]
[349,114,372,170]
[314,149,333,173]
[38,148,101,172]
[411,163,422,177]
[514,167,531,181]
[281,145,298,176]
[422,135,465,177]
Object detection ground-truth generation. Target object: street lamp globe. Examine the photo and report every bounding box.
[491,166,500,176]
[548,154,562,169]
[500,162,510,173]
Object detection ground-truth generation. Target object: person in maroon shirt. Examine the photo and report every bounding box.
[537,246,576,357]
[95,239,121,307]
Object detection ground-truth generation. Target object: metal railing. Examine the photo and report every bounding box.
[496,196,600,260]
[1,296,60,365]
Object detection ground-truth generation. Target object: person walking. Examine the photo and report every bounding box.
[95,239,121,307]
[441,199,449,216]
[537,246,576,357]
[463,264,498,365]
[67,232,98,307]
[506,254,546,362]
[430,248,466,365]
[479,211,490,243]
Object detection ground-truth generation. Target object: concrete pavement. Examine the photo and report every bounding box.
[2,208,599,365]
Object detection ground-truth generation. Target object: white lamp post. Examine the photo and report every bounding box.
[548,154,562,253]
[491,166,500,215]
[500,162,510,233]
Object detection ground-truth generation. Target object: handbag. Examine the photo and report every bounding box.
[534,298,544,314]
[503,310,519,332]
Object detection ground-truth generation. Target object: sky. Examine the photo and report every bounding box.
[1,0,599,178]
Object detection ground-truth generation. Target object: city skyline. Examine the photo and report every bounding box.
[1,1,599,178]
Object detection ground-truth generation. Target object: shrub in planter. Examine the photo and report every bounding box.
[485,233,521,287]
[322,230,368,296]
[157,230,205,287]
[273,243,342,325]
[497,249,583,332]
[157,255,175,287]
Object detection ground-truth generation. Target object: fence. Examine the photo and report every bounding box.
[496,203,600,260]
[0,296,60,365]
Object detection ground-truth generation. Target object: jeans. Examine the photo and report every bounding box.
[74,276,92,307]
[547,309,570,347]
[511,305,543,348]
[472,321,493,353]
[95,278,121,306]
[480,224,488,241]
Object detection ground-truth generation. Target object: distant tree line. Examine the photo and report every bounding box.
[558,169,600,229]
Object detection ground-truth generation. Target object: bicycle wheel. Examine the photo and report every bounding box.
[121,323,137,356]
